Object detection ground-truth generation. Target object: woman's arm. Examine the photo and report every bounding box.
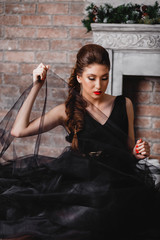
[11,63,66,137]
[125,97,150,160]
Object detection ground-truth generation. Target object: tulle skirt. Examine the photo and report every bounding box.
[0,146,160,240]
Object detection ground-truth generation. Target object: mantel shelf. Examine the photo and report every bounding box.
[91,23,160,32]
[91,23,160,50]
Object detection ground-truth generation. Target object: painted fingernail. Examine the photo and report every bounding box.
[136,149,139,153]
[136,145,138,148]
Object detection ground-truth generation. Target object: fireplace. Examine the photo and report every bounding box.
[92,23,160,161]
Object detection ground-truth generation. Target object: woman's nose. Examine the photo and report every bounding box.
[95,79,101,89]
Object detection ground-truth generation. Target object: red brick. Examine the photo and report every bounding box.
[135,92,151,104]
[53,135,67,147]
[33,99,53,111]
[0,110,8,122]
[155,80,160,92]
[68,52,77,64]
[0,16,19,25]
[44,73,66,88]
[5,27,36,38]
[5,51,34,63]
[70,3,84,15]
[35,133,53,146]
[19,84,45,98]
[36,0,58,2]
[69,27,92,39]
[0,40,17,50]
[149,155,160,161]
[37,27,67,39]
[1,0,20,2]
[12,144,35,156]
[52,88,67,100]
[4,74,31,88]
[19,40,49,51]
[134,117,151,128]
[0,63,18,73]
[5,3,36,14]
[0,27,3,38]
[53,65,72,78]
[36,51,67,63]
[135,129,160,140]
[0,3,4,14]
[152,143,160,155]
[152,93,160,104]
[153,119,160,129]
[0,85,19,97]
[0,73,2,84]
[53,15,82,26]
[21,16,51,26]
[20,63,37,74]
[38,146,63,158]
[0,97,20,111]
[15,135,37,145]
[38,3,68,14]
[137,80,153,92]
[57,0,81,1]
[0,52,3,61]
[50,125,66,135]
[51,39,82,51]
[136,105,160,117]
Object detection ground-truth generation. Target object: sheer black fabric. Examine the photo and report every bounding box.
[0,73,160,240]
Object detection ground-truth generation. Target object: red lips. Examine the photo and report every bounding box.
[94,91,102,95]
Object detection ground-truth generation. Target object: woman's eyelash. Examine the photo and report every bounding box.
[88,77,108,80]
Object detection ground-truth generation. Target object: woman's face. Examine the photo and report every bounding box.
[77,63,109,102]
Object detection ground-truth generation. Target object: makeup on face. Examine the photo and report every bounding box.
[77,64,109,101]
[93,91,102,95]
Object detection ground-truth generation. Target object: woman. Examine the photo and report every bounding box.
[0,44,159,240]
[11,44,149,158]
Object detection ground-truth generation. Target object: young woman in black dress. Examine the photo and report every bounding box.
[1,44,159,240]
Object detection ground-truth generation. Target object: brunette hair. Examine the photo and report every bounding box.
[65,44,110,150]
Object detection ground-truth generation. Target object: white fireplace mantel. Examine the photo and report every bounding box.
[91,23,160,95]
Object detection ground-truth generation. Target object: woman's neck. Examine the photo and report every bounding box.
[83,93,109,109]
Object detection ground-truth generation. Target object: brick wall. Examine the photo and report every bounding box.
[123,76,160,160]
[0,1,92,158]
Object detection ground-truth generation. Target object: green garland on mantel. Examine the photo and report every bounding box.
[82,1,160,32]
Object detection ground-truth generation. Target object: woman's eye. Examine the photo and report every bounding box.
[88,77,95,80]
[102,77,108,81]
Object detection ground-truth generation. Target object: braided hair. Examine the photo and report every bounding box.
[65,44,110,151]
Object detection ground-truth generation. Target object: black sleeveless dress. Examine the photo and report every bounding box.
[0,95,160,240]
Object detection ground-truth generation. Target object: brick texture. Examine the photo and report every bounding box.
[123,76,160,160]
[38,3,68,14]
[5,3,36,14]
[0,1,92,157]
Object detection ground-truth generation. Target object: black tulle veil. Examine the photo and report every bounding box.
[0,71,160,240]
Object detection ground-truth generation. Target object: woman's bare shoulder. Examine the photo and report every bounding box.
[125,96,133,106]
[124,97,134,120]
[125,97,134,114]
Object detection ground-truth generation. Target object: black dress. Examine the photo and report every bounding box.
[0,95,160,240]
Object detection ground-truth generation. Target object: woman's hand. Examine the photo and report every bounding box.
[33,63,49,84]
[133,139,150,160]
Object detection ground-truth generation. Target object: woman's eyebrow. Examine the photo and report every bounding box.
[87,73,109,76]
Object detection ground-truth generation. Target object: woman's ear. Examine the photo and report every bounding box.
[77,75,81,83]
